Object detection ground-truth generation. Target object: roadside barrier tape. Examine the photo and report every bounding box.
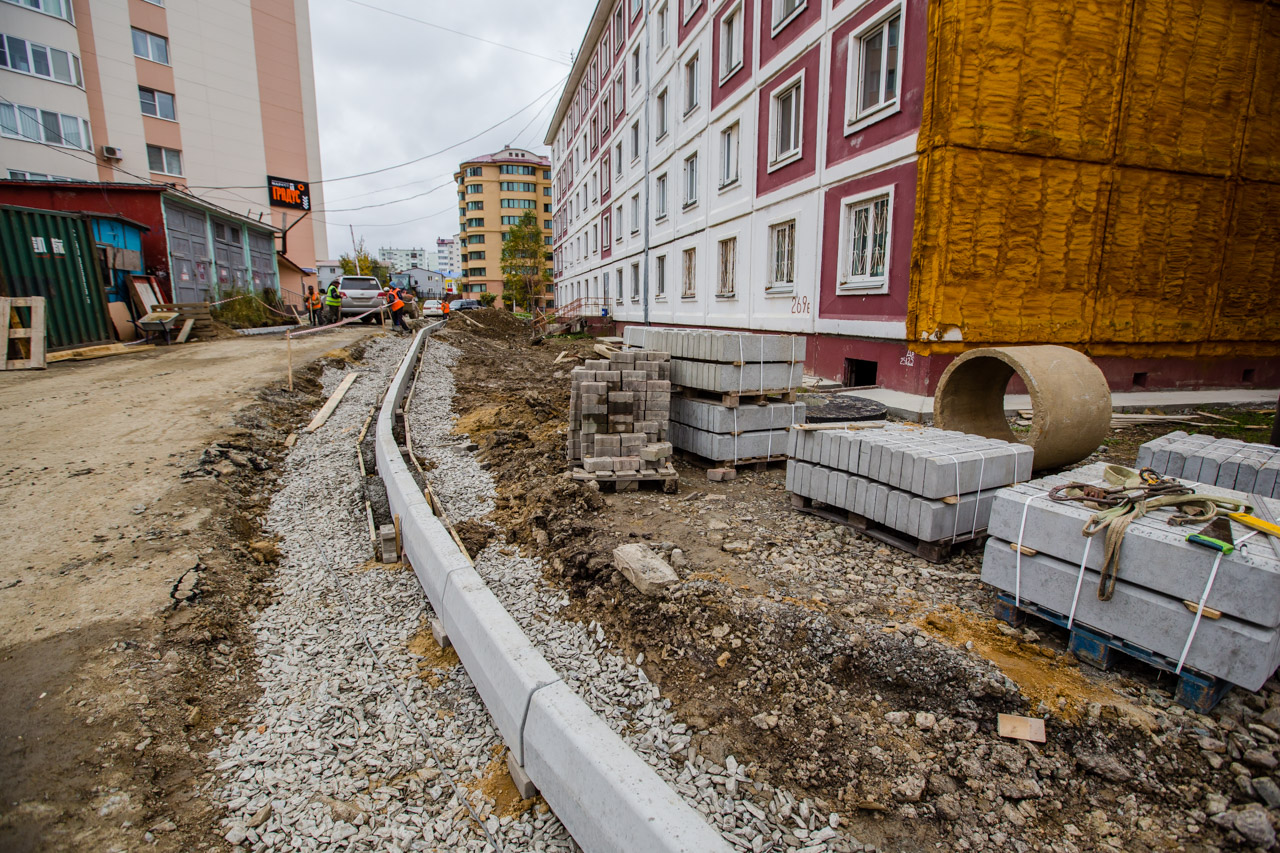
[287,304,389,339]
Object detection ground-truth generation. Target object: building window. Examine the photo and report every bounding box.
[684,54,699,115]
[656,89,668,139]
[849,11,901,125]
[131,28,169,65]
[501,199,537,209]
[719,123,739,188]
[630,193,640,233]
[614,74,625,110]
[467,201,484,211]
[655,173,668,220]
[614,4,625,45]
[545,219,552,229]
[2,0,74,24]
[768,219,796,292]
[139,87,176,120]
[602,152,611,194]
[615,268,624,303]
[683,0,701,23]
[467,166,483,177]
[683,152,698,207]
[466,184,483,193]
[839,191,892,291]
[681,248,696,298]
[631,262,641,301]
[500,164,538,175]
[592,223,599,252]
[8,170,74,181]
[615,142,624,175]
[717,237,737,298]
[655,254,667,298]
[771,77,803,165]
[0,102,92,151]
[499,181,536,192]
[602,211,611,244]
[720,4,744,81]
[631,120,640,161]
[543,186,552,196]
[657,3,669,51]
[468,235,485,244]
[544,203,552,213]
[631,46,641,89]
[469,251,486,260]
[146,144,183,176]
[0,35,83,87]
[615,203,624,240]
[772,0,805,32]
[467,217,485,227]
[501,215,523,225]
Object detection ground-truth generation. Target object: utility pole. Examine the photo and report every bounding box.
[349,224,362,274]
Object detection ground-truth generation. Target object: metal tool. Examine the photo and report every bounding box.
[1239,498,1280,562]
[1187,517,1235,555]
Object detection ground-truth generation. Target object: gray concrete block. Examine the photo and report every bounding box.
[988,464,1280,627]
[981,541,1280,691]
[624,326,806,363]
[613,544,679,594]
[507,752,538,799]
[669,359,804,394]
[669,422,790,461]
[523,681,733,853]
[670,396,806,433]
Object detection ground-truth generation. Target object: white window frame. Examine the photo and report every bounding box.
[0,0,74,23]
[0,102,91,151]
[766,216,797,294]
[655,173,668,220]
[139,86,176,121]
[131,28,169,65]
[656,88,669,139]
[684,54,700,116]
[845,5,904,133]
[0,34,84,88]
[771,0,806,35]
[719,2,744,83]
[655,254,667,299]
[615,267,624,303]
[683,152,698,208]
[631,120,641,161]
[631,262,641,301]
[719,122,740,189]
[615,203,624,241]
[716,236,737,298]
[615,142,624,176]
[656,3,670,54]
[632,46,642,90]
[681,247,696,299]
[836,186,894,294]
[146,143,183,177]
[769,71,804,171]
[630,193,640,234]
[682,0,702,24]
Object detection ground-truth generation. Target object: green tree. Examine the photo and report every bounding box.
[339,238,390,284]
[500,210,551,311]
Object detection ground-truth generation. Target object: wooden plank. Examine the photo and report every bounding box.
[791,421,890,432]
[998,714,1046,743]
[1,297,46,370]
[175,318,195,343]
[303,372,358,433]
[47,343,155,362]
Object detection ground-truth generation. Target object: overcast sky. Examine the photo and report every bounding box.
[308,0,595,259]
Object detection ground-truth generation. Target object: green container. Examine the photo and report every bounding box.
[0,205,114,350]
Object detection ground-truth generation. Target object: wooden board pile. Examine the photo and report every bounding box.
[1137,432,1280,497]
[787,424,1033,544]
[982,462,1280,692]
[623,327,806,464]
[567,351,676,485]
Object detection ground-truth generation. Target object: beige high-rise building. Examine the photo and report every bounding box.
[0,0,327,271]
[453,147,553,309]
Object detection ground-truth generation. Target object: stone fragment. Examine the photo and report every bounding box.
[1233,807,1277,847]
[708,468,737,482]
[892,775,926,803]
[612,544,679,594]
[721,540,752,554]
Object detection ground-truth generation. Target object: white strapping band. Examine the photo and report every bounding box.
[1177,529,1259,674]
[1066,536,1093,631]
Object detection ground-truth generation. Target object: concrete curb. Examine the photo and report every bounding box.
[376,329,730,853]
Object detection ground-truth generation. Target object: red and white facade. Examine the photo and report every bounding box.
[547,0,924,388]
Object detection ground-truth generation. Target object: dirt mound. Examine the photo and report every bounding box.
[447,308,532,342]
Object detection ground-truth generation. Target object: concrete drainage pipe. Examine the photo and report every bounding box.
[933,345,1111,471]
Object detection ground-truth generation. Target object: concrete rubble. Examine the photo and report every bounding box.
[612,543,679,595]
[1138,431,1280,496]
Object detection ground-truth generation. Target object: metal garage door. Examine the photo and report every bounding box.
[164,202,212,303]
[247,230,276,292]
[212,219,249,291]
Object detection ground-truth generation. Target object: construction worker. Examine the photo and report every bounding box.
[323,279,342,325]
[442,298,451,319]
[383,284,408,332]
[305,285,323,326]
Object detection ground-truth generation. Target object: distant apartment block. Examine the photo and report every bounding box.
[546,0,1279,396]
[378,246,427,271]
[454,147,554,308]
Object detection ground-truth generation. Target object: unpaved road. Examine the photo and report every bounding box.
[0,330,368,852]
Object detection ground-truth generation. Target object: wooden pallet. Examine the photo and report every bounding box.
[571,469,679,493]
[156,302,214,336]
[676,448,787,471]
[1,296,46,370]
[679,386,798,408]
[790,493,984,563]
[993,593,1232,712]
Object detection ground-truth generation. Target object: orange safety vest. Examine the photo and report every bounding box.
[386,288,405,311]
[307,292,322,309]
[442,300,450,315]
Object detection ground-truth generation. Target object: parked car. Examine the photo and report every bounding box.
[421,299,444,318]
[337,276,384,322]
[452,299,482,311]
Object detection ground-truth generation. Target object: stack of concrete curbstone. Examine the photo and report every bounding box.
[786,424,1033,543]
[981,462,1280,691]
[1137,432,1280,497]
[567,351,676,484]
[624,326,807,463]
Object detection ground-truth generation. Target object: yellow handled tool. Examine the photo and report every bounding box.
[1228,511,1280,539]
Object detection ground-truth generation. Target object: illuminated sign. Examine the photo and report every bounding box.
[267,175,310,210]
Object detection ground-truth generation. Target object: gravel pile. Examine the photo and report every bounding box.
[212,335,575,852]
[409,337,874,853]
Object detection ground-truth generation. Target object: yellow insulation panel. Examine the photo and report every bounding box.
[923,0,1128,163]
[1117,0,1261,176]
[1214,182,1280,342]
[1093,169,1231,343]
[1241,5,1280,182]
[909,147,1108,345]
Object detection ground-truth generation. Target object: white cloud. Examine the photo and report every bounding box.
[309,0,594,255]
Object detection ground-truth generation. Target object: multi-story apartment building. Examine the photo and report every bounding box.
[453,147,554,308]
[547,0,1279,399]
[378,246,427,271]
[432,236,461,277]
[0,0,327,283]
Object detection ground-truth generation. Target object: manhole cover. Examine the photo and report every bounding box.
[800,394,888,423]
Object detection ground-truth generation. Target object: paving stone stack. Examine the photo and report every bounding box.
[624,327,807,463]
[567,351,676,483]
[1137,432,1280,497]
[981,462,1280,691]
[786,424,1034,542]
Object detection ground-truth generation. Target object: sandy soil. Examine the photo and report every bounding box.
[0,330,370,852]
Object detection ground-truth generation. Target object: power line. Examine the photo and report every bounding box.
[336,0,571,66]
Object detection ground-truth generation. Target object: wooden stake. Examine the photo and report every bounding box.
[287,331,294,391]
[304,372,358,432]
